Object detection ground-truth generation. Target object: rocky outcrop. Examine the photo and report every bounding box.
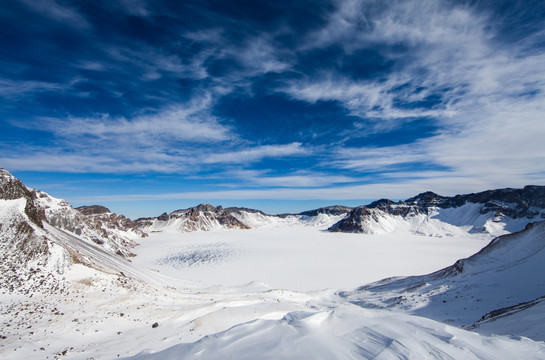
[1,168,46,227]
[39,196,143,257]
[135,204,251,232]
[298,205,352,217]
[1,169,141,258]
[76,205,110,215]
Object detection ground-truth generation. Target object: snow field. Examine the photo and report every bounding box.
[132,225,489,291]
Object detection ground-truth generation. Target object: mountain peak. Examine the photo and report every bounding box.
[76,205,111,215]
[1,168,29,200]
[405,191,445,205]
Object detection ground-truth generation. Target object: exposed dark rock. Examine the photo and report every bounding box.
[158,212,170,221]
[135,204,252,232]
[298,205,352,217]
[330,206,372,233]
[0,169,46,228]
[76,205,111,215]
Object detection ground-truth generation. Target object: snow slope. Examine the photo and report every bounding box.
[330,202,537,237]
[341,221,545,339]
[128,304,545,360]
[35,190,142,257]
[124,221,545,360]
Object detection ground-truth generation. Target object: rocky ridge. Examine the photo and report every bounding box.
[135,204,253,232]
[134,204,352,233]
[329,186,545,235]
[0,169,142,296]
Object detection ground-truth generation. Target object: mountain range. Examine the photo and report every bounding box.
[132,184,545,238]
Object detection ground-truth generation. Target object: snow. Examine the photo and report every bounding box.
[128,306,545,360]
[341,221,545,333]
[336,202,535,237]
[132,225,488,292]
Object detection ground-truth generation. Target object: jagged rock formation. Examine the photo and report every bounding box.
[329,186,545,236]
[0,169,69,295]
[0,169,143,296]
[135,204,352,232]
[35,193,142,257]
[76,205,110,215]
[135,204,252,232]
[76,205,148,244]
[297,205,352,217]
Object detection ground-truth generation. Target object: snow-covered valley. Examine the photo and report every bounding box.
[2,169,545,359]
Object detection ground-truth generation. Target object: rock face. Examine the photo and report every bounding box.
[298,205,353,217]
[0,169,150,295]
[0,169,46,227]
[0,169,68,295]
[76,205,110,215]
[36,194,143,257]
[135,204,252,232]
[329,186,545,235]
[76,205,148,244]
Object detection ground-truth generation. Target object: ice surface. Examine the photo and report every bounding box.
[132,224,488,291]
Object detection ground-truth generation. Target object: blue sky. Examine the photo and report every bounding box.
[2,0,545,219]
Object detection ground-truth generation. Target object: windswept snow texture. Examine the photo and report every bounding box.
[155,242,241,269]
[128,306,545,360]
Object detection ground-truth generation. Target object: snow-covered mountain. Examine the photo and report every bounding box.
[329,187,545,237]
[134,204,253,232]
[0,169,144,296]
[341,220,545,340]
[33,189,143,257]
[134,204,350,233]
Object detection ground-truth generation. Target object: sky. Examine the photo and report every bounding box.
[1,0,545,219]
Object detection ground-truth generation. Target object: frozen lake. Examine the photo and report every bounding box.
[133,225,489,291]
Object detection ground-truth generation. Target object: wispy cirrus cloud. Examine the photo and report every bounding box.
[39,98,230,144]
[0,78,80,99]
[201,143,309,165]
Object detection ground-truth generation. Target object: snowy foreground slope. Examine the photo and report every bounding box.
[2,168,545,359]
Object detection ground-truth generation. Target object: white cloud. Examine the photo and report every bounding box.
[0,78,78,98]
[281,0,545,190]
[19,0,90,29]
[201,143,309,164]
[39,95,230,144]
[67,173,543,204]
